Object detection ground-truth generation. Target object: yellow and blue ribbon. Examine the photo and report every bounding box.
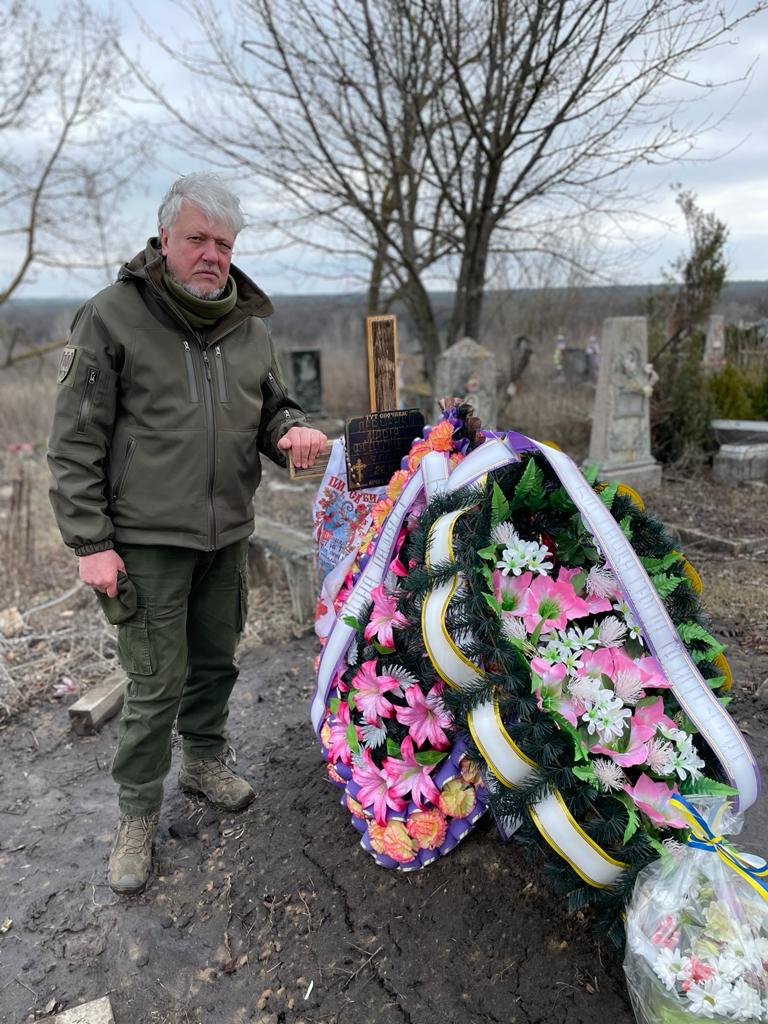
[670,794,768,902]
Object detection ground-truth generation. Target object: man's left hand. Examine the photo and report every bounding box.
[277,425,327,469]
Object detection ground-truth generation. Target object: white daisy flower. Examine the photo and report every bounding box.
[652,947,686,991]
[686,978,738,1019]
[525,540,553,575]
[729,978,763,1021]
[497,543,532,576]
[565,625,601,651]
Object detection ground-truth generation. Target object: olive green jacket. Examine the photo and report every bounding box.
[48,239,307,555]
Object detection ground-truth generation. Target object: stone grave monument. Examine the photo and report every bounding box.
[702,315,726,366]
[434,337,497,429]
[289,349,323,413]
[588,317,662,492]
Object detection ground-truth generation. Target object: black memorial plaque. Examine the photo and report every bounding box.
[345,408,426,490]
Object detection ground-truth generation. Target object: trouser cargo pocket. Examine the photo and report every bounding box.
[117,607,153,675]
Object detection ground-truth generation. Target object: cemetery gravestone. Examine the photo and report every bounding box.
[434,337,497,430]
[703,315,727,366]
[588,317,662,492]
[289,349,322,414]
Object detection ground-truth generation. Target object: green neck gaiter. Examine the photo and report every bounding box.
[162,268,238,328]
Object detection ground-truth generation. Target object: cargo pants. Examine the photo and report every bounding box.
[104,538,250,816]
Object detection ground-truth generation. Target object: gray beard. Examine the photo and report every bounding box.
[169,269,224,300]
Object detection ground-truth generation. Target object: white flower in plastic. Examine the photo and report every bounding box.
[652,947,686,991]
[586,563,617,599]
[597,615,628,648]
[686,978,738,1019]
[593,757,626,792]
[729,978,763,1021]
[491,521,520,548]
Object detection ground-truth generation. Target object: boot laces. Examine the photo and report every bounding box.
[120,816,155,855]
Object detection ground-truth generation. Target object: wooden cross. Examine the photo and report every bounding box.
[288,314,398,480]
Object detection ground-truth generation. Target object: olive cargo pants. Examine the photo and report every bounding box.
[108,539,249,816]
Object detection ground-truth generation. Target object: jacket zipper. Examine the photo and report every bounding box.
[111,437,137,502]
[199,342,217,550]
[265,369,286,399]
[182,340,199,402]
[214,344,229,403]
[76,367,99,434]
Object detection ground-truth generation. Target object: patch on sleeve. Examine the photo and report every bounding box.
[57,346,79,386]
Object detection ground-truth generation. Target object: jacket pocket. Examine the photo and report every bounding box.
[237,566,249,634]
[117,607,152,675]
[75,366,100,434]
[111,437,137,503]
[214,344,230,403]
[182,340,199,403]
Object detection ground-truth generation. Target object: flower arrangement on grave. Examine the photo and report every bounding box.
[310,404,759,941]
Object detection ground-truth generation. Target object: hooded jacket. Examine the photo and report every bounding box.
[48,239,307,555]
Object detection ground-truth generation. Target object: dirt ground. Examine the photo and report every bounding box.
[0,458,767,1024]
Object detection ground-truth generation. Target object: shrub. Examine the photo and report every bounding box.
[706,363,756,420]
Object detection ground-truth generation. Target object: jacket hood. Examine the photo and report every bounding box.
[118,237,274,319]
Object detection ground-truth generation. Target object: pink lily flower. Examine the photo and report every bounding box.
[531,658,578,726]
[623,773,687,828]
[352,750,407,825]
[493,569,533,610]
[394,684,453,749]
[558,566,612,613]
[517,575,591,634]
[327,700,355,765]
[383,737,441,809]
[351,659,400,724]
[364,583,409,648]
[636,655,672,689]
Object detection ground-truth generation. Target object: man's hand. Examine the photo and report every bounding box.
[79,549,125,597]
[277,425,327,469]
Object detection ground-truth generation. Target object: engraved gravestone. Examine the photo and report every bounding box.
[434,337,497,430]
[702,315,726,366]
[588,317,662,491]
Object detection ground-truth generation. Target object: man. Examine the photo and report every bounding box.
[48,173,326,895]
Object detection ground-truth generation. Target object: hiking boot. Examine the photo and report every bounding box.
[178,754,254,811]
[108,812,158,895]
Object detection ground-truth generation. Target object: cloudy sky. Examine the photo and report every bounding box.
[8,0,768,299]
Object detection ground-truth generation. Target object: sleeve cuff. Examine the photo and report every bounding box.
[74,540,115,557]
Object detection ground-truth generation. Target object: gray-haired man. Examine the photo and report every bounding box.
[48,173,326,894]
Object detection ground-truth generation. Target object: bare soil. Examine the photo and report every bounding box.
[0,454,766,1024]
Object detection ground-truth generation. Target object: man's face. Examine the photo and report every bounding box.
[160,201,235,298]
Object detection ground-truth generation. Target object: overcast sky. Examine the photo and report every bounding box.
[9,0,768,299]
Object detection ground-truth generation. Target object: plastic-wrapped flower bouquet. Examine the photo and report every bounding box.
[624,797,768,1023]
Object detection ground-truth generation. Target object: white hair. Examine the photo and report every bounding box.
[157,172,246,237]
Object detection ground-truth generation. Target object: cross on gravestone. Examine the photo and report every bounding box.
[703,315,727,366]
[288,315,403,481]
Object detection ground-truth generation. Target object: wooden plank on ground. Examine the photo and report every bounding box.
[51,996,115,1024]
[366,315,398,412]
[68,673,125,735]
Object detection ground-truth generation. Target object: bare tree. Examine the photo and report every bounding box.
[0,0,145,329]
[126,0,764,379]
